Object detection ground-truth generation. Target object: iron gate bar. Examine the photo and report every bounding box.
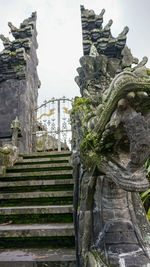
[35,97,73,111]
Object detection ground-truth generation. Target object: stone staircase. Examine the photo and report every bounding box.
[0,151,76,267]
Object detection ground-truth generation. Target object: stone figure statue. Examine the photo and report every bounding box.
[72,6,150,266]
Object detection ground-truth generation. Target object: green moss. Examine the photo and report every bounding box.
[0,196,73,207]
[80,130,115,166]
[0,213,73,224]
[91,250,109,266]
[0,173,72,182]
[21,153,71,159]
[0,236,75,249]
[16,64,23,71]
[15,159,69,165]
[11,51,16,56]
[6,165,73,173]
[80,132,98,152]
[147,68,150,76]
[0,184,73,193]
[72,97,91,112]
[71,97,93,130]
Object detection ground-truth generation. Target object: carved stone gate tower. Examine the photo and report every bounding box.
[0,12,40,153]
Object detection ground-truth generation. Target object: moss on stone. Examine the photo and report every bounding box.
[0,184,73,193]
[16,64,23,71]
[147,68,150,76]
[91,250,109,266]
[0,236,75,249]
[11,51,16,56]
[72,97,91,112]
[0,173,72,182]
[6,165,73,173]
[0,196,73,207]
[0,213,73,224]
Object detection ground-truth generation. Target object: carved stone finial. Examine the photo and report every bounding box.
[103,19,113,31]
[118,26,129,37]
[99,8,105,16]
[0,34,10,43]
[8,22,18,31]
[81,7,129,57]
[136,56,148,68]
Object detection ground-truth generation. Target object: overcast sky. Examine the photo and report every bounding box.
[0,0,149,106]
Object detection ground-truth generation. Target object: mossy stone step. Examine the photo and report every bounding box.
[0,236,75,249]
[15,156,70,165]
[0,184,73,193]
[0,191,73,200]
[0,223,74,238]
[0,205,73,215]
[0,197,73,207]
[0,170,72,180]
[0,150,75,259]
[0,206,73,224]
[20,151,71,159]
[0,179,74,188]
[6,163,72,173]
[0,213,73,224]
[0,248,76,267]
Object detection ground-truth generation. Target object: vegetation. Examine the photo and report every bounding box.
[140,158,150,219]
[147,68,150,76]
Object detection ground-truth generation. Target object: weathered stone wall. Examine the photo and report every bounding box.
[0,12,40,153]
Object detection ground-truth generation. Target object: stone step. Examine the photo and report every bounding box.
[20,151,71,159]
[6,163,72,173]
[15,156,70,165]
[0,205,74,224]
[0,223,74,238]
[0,150,75,259]
[0,170,72,180]
[0,191,73,200]
[0,248,76,267]
[0,179,74,188]
[0,205,73,215]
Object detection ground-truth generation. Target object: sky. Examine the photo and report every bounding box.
[0,0,149,106]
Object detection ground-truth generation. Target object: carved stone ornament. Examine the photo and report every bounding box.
[72,5,150,267]
[11,116,22,147]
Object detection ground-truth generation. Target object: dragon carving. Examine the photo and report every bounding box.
[72,6,150,267]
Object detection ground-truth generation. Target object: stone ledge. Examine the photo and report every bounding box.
[1,170,72,178]
[0,191,73,200]
[0,205,73,215]
[15,156,70,164]
[0,248,76,267]
[0,179,74,188]
[0,223,74,237]
[7,162,72,171]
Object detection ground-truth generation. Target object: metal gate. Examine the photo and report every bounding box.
[35,97,73,152]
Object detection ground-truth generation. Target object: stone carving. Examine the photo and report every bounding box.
[0,34,11,44]
[72,6,150,266]
[0,144,19,174]
[11,116,22,147]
